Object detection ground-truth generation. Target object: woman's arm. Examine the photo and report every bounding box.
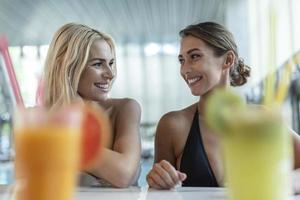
[154,113,178,165]
[87,99,142,188]
[291,129,300,169]
[147,112,186,189]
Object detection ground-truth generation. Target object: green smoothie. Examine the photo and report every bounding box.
[205,89,293,200]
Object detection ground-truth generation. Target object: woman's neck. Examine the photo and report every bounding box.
[198,95,207,117]
[97,99,110,109]
[198,83,230,117]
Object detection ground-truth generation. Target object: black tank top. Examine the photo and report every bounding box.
[179,109,219,187]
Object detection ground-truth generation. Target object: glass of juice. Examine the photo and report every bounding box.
[13,106,82,200]
[222,108,293,200]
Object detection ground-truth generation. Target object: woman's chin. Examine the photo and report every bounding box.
[98,95,109,102]
[190,89,203,97]
[89,94,109,103]
[189,85,212,97]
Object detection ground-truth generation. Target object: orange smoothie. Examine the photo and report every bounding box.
[14,125,80,200]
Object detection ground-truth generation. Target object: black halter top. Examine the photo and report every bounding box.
[179,109,218,187]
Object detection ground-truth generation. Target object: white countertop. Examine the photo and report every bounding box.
[75,187,225,200]
[75,187,300,200]
[0,186,299,200]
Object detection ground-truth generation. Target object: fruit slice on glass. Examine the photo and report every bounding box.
[205,89,246,135]
[80,102,111,170]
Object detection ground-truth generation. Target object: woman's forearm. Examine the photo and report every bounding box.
[87,148,140,188]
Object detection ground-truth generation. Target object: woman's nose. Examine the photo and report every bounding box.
[103,65,115,79]
[180,61,192,74]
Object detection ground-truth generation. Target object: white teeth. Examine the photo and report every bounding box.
[95,83,109,90]
[187,77,201,84]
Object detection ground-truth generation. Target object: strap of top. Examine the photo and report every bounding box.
[179,108,218,187]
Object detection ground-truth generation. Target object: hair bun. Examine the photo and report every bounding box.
[237,58,250,78]
[230,58,251,86]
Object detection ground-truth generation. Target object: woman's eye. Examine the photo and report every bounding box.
[92,62,102,67]
[178,59,184,65]
[109,62,114,67]
[191,54,201,59]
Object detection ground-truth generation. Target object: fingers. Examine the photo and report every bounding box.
[159,160,180,184]
[177,170,187,181]
[147,173,165,189]
[146,160,187,189]
[147,172,166,189]
[147,166,169,188]
[146,163,171,189]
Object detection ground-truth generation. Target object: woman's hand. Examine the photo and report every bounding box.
[146,160,186,189]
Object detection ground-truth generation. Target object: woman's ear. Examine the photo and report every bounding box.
[223,50,235,69]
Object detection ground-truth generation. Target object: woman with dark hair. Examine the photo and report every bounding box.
[146,22,300,191]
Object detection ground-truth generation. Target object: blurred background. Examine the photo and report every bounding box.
[0,0,300,186]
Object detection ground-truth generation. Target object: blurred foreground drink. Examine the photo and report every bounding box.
[222,108,293,200]
[13,107,81,200]
[205,90,293,200]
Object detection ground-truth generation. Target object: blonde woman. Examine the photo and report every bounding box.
[43,23,141,188]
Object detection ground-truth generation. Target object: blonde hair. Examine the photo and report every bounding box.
[43,23,116,108]
[179,22,250,86]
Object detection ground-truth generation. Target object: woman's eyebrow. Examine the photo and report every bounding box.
[88,58,104,62]
[179,48,202,57]
[187,48,201,54]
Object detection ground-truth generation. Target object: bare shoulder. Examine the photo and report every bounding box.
[119,98,141,112]
[110,98,141,114]
[157,103,197,136]
[157,111,182,133]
